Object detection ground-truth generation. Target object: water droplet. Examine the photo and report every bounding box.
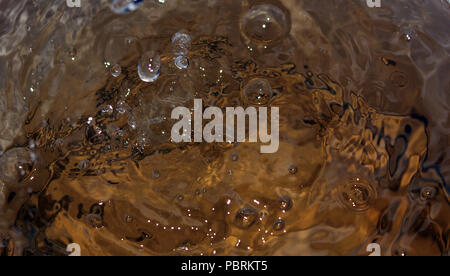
[111,64,122,77]
[234,208,257,229]
[110,0,144,14]
[174,56,189,70]
[273,219,285,231]
[288,165,298,175]
[171,32,192,56]
[138,51,161,83]
[128,115,137,130]
[240,4,289,45]
[277,196,292,212]
[338,178,376,212]
[243,78,273,105]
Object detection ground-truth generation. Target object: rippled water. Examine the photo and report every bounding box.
[0,0,449,256]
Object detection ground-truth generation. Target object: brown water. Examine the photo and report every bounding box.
[0,0,449,256]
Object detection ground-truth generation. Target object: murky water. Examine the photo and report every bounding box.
[0,0,449,256]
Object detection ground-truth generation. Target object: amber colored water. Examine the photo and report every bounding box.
[0,0,449,256]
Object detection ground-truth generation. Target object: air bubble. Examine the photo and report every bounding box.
[243,78,273,105]
[138,51,161,83]
[116,100,129,114]
[171,32,192,56]
[152,170,161,179]
[277,196,292,212]
[231,153,239,162]
[79,160,91,170]
[338,178,376,212]
[234,208,258,229]
[174,56,189,70]
[420,186,437,201]
[240,4,289,45]
[125,215,134,223]
[288,165,298,175]
[128,115,137,130]
[102,105,114,115]
[176,195,184,201]
[111,64,122,77]
[273,219,285,231]
[110,0,144,14]
[393,248,409,256]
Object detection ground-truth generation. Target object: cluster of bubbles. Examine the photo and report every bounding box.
[128,32,192,83]
[234,195,293,232]
[171,32,192,70]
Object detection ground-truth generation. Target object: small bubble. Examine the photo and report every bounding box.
[394,248,409,256]
[171,32,192,56]
[152,170,161,179]
[240,4,289,45]
[288,165,298,175]
[243,78,273,105]
[420,186,437,201]
[234,208,258,229]
[231,153,239,162]
[128,115,137,130]
[67,48,77,61]
[259,210,269,221]
[277,196,292,212]
[79,160,91,170]
[273,219,285,231]
[138,51,161,83]
[116,100,129,114]
[176,195,184,201]
[174,56,189,70]
[400,26,415,42]
[110,64,122,77]
[102,105,114,115]
[124,215,133,223]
